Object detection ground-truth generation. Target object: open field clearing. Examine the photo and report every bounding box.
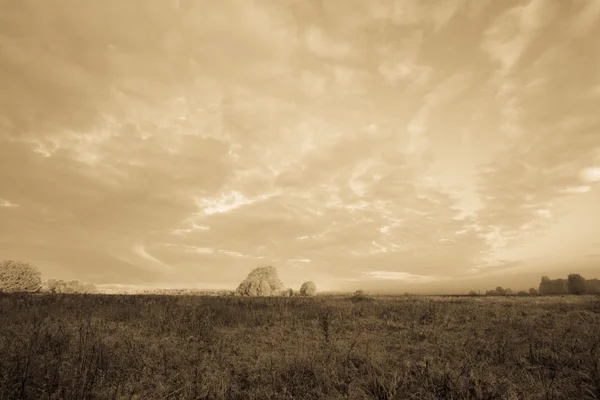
[1,293,599,400]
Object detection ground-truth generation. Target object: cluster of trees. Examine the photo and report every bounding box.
[235,266,317,297]
[45,279,97,294]
[478,274,600,297]
[0,260,97,294]
[540,274,600,295]
[1,260,315,297]
[480,287,539,296]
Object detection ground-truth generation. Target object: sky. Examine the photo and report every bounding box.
[1,0,599,294]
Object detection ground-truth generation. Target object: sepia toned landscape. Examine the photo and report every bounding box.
[1,0,600,398]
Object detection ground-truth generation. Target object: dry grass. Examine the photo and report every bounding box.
[1,293,599,399]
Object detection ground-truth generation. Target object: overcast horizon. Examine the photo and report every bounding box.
[1,0,599,294]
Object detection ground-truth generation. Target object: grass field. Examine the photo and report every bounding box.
[1,293,599,400]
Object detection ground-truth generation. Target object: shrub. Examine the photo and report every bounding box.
[299,281,317,297]
[0,260,43,293]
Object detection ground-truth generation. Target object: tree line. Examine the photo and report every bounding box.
[4,258,598,297]
[478,274,600,296]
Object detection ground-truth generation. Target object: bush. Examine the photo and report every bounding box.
[0,260,42,293]
[299,281,317,297]
[529,287,539,296]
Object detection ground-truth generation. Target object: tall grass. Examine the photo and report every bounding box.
[1,293,599,399]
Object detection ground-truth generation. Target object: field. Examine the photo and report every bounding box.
[1,293,599,400]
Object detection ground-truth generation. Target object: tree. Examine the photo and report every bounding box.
[539,277,568,295]
[586,279,600,294]
[529,287,539,296]
[468,290,479,296]
[236,266,283,297]
[0,260,42,293]
[245,266,283,291]
[299,281,317,296]
[567,274,586,295]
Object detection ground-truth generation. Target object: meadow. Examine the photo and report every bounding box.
[1,293,599,400]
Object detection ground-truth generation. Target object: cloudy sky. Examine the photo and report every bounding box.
[1,0,599,293]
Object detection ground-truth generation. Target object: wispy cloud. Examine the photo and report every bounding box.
[363,271,445,283]
[133,245,171,270]
[568,0,600,37]
[0,199,19,208]
[482,0,558,73]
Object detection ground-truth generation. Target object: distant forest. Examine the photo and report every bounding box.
[483,274,600,296]
[538,275,600,295]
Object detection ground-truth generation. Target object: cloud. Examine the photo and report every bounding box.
[0,199,19,208]
[303,26,352,60]
[472,0,600,269]
[167,165,487,283]
[568,0,600,37]
[0,0,297,138]
[581,167,600,183]
[482,0,558,72]
[133,244,171,270]
[363,271,444,283]
[560,186,591,195]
